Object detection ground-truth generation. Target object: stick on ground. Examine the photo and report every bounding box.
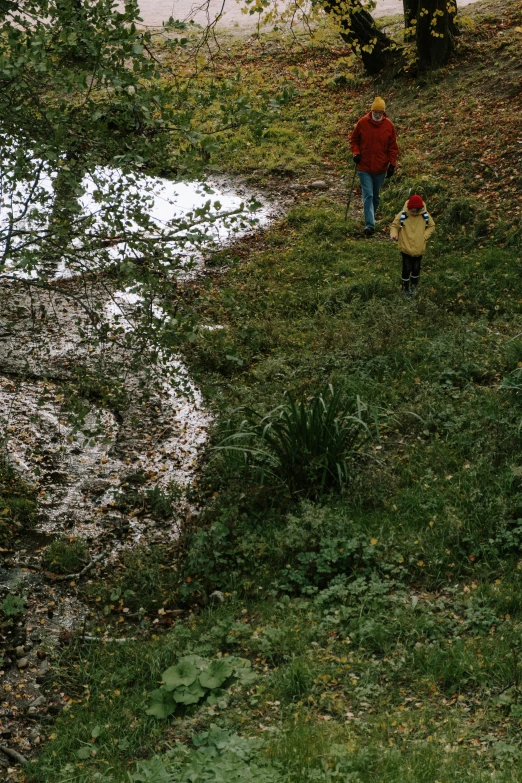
[0,744,28,765]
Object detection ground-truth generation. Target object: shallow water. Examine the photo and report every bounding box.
[0,165,273,543]
[0,158,270,280]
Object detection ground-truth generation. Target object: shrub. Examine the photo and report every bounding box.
[42,537,88,574]
[92,544,180,613]
[145,655,258,719]
[1,593,26,618]
[112,482,182,520]
[0,458,38,534]
[131,727,283,783]
[216,387,371,497]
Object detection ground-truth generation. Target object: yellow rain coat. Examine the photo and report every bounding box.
[390,200,435,256]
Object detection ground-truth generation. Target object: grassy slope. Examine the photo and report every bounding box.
[27,1,522,781]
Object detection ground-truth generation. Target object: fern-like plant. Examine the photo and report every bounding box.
[216,387,371,497]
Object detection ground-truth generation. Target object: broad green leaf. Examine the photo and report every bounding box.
[131,756,173,782]
[207,725,235,749]
[162,661,198,690]
[199,660,233,690]
[173,679,206,705]
[235,668,258,685]
[145,688,176,719]
[227,656,252,670]
[178,654,207,670]
[205,689,227,706]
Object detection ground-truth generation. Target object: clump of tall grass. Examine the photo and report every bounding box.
[216,387,371,497]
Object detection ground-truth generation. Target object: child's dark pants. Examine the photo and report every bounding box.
[401,252,422,292]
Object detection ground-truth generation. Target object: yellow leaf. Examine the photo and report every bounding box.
[514,26,522,32]
[370,537,378,545]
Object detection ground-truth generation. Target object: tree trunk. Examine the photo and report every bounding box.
[322,0,399,75]
[403,0,418,40]
[415,0,457,68]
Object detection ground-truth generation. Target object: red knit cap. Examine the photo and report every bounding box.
[407,195,423,209]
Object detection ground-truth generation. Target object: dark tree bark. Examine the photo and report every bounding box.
[403,0,418,40]
[415,0,457,68]
[322,0,399,75]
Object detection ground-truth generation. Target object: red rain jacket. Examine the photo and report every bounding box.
[350,112,398,174]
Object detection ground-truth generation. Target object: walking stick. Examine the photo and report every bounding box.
[344,164,358,222]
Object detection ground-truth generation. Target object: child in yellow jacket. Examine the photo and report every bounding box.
[390,194,435,296]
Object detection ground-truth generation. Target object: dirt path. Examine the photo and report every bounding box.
[123,0,477,29]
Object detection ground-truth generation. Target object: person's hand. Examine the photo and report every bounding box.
[391,235,398,241]
[386,164,395,178]
[353,154,361,164]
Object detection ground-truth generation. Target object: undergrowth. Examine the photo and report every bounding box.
[25,1,522,781]
[0,458,38,544]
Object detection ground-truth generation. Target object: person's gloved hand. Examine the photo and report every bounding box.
[386,164,395,178]
[353,154,361,164]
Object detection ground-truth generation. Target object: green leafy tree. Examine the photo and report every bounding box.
[319,0,398,75]
[245,0,457,73]
[0,0,281,397]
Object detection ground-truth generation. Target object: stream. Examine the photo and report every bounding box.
[0,167,274,772]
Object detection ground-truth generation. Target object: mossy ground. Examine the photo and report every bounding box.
[24,0,522,780]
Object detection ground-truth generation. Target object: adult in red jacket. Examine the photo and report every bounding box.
[350,97,398,235]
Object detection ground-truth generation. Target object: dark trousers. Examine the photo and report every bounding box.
[401,253,422,291]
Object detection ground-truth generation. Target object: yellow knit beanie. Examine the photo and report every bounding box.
[371,97,386,112]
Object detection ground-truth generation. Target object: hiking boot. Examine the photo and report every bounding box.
[363,226,374,236]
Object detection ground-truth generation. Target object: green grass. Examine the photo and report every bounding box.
[29,586,522,780]
[42,537,89,575]
[86,544,182,614]
[25,1,522,780]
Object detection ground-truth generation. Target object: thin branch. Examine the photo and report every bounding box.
[49,551,106,582]
[0,745,28,766]
[82,635,136,643]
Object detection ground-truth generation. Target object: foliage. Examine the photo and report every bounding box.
[146,655,258,719]
[240,0,457,73]
[89,544,181,614]
[1,592,26,617]
[42,537,88,574]
[216,388,371,497]
[23,5,522,783]
[0,0,288,412]
[112,483,182,520]
[0,457,38,540]
[131,726,283,783]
